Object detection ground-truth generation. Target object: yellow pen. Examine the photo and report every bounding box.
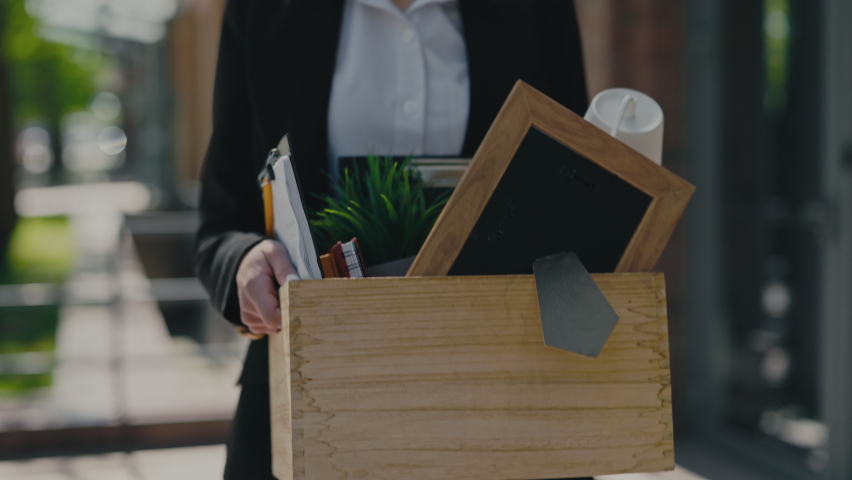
[236,149,283,341]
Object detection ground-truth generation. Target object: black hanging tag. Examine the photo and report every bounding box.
[532,252,619,358]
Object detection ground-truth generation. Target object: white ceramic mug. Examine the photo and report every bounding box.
[584,88,664,165]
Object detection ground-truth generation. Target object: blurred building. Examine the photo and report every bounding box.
[170,0,226,205]
[14,0,224,206]
[581,1,852,479]
[690,0,850,478]
[0,0,244,461]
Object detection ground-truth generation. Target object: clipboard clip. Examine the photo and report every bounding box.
[533,252,619,358]
[258,148,282,186]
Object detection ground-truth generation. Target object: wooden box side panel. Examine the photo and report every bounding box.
[272,274,673,479]
[270,291,294,480]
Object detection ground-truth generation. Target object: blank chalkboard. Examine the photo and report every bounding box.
[449,127,651,275]
[408,81,694,277]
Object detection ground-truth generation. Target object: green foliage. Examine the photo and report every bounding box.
[0,305,58,354]
[0,215,72,394]
[0,305,58,394]
[0,373,52,393]
[0,1,96,394]
[310,156,449,267]
[7,216,75,284]
[0,215,74,393]
[763,0,790,113]
[2,0,102,128]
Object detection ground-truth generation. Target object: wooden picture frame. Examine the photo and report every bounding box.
[407,80,695,277]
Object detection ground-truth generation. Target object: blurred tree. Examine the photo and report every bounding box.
[0,1,16,268]
[1,0,102,267]
[4,0,99,129]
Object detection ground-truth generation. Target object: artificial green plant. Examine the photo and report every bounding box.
[310,155,449,267]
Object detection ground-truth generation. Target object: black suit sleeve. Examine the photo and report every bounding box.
[194,0,265,326]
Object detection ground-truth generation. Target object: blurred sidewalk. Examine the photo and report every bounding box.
[0,444,707,480]
[0,184,246,452]
[45,210,243,426]
[0,444,227,480]
[598,466,708,480]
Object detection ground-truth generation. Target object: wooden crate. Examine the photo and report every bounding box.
[270,274,673,479]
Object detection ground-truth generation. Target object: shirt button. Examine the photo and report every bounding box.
[403,29,416,44]
[403,100,418,113]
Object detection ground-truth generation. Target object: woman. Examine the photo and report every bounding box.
[194,0,589,477]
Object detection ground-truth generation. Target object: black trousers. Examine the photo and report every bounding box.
[224,383,592,480]
[224,383,274,480]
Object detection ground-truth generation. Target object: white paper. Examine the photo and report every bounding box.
[270,155,321,280]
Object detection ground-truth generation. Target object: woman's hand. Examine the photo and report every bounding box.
[236,240,299,335]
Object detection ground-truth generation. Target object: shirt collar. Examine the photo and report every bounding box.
[355,0,456,16]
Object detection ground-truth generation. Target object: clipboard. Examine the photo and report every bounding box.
[236,134,322,340]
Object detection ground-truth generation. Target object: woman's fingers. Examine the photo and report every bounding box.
[245,273,282,331]
[236,240,296,334]
[240,309,276,335]
[263,240,300,286]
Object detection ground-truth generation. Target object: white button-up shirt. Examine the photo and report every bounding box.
[327,0,470,167]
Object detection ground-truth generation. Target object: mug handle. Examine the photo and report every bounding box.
[610,95,637,137]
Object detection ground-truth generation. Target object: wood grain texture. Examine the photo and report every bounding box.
[270,286,295,480]
[406,81,695,276]
[270,274,674,479]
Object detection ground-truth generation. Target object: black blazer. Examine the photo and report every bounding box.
[194,0,588,384]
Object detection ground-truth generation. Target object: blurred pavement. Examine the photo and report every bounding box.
[0,444,707,480]
[0,444,226,480]
[0,184,246,432]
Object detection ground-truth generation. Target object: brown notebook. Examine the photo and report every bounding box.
[320,253,340,278]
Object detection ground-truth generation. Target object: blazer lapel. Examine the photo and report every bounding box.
[287,0,346,208]
[249,0,346,209]
[250,0,546,198]
[459,0,545,157]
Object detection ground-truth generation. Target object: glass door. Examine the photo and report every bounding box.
[685,0,852,477]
